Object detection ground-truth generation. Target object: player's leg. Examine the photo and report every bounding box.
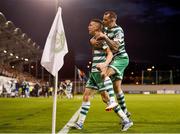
[103,76,118,111]
[106,56,130,116]
[69,74,98,129]
[93,71,117,111]
[101,69,130,122]
[75,88,92,129]
[113,79,129,116]
[110,80,133,131]
[99,82,133,131]
[102,67,118,109]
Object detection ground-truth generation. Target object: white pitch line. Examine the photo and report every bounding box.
[58,107,81,134]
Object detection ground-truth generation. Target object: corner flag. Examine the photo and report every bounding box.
[41,7,68,76]
[40,7,68,134]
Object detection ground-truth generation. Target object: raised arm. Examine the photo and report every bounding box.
[96,32,121,52]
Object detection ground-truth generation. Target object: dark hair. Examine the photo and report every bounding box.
[90,19,103,30]
[104,11,117,19]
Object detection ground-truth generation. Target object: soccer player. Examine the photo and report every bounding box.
[69,19,131,131]
[65,80,73,99]
[90,11,133,130]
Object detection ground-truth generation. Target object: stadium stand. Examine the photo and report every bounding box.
[0,12,41,66]
[0,12,46,97]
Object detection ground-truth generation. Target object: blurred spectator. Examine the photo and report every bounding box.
[65,80,73,99]
[34,81,41,97]
[42,82,50,97]
[58,81,67,98]
[15,79,20,97]
[10,80,16,97]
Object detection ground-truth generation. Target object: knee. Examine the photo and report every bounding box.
[113,84,119,91]
[83,89,91,102]
[114,86,122,94]
[107,68,116,76]
[113,81,122,93]
[101,92,109,104]
[83,94,90,102]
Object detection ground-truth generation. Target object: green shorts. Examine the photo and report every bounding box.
[109,54,129,81]
[85,72,106,91]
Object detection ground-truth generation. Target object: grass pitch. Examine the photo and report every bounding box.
[0,94,180,133]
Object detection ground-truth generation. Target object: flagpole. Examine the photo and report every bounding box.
[52,1,59,133]
[52,72,58,134]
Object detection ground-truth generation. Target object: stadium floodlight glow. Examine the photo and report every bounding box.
[24,58,29,61]
[10,53,13,56]
[147,68,152,72]
[5,21,15,32]
[15,56,19,59]
[3,50,7,53]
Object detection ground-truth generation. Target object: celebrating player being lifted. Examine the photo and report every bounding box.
[69,19,132,131]
[90,11,133,130]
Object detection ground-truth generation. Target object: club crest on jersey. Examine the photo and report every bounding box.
[54,31,65,53]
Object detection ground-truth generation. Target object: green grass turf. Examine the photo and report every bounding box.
[0,94,180,133]
[0,96,81,133]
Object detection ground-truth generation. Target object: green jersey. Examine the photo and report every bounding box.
[91,40,109,72]
[104,25,128,57]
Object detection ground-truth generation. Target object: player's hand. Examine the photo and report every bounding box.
[90,38,101,45]
[96,32,107,40]
[101,69,107,79]
[99,66,108,79]
[96,63,108,71]
[90,38,102,48]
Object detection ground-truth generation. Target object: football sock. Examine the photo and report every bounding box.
[104,77,116,103]
[77,101,90,125]
[113,105,129,122]
[116,90,128,114]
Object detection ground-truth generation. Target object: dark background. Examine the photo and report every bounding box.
[0,0,180,82]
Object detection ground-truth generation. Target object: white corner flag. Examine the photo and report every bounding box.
[41,7,68,76]
[41,7,68,134]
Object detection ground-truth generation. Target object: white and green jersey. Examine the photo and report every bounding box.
[104,25,128,57]
[91,41,109,72]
